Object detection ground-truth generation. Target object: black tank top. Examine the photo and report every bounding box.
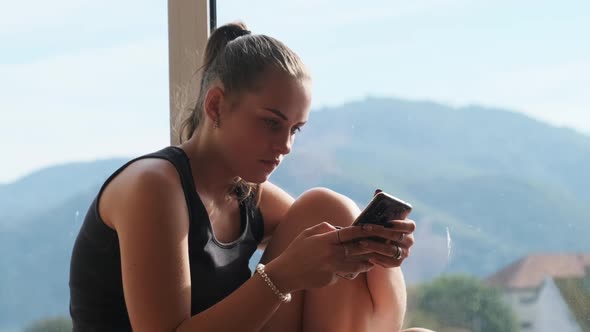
[69,146,264,331]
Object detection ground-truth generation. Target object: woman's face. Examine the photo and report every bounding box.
[218,69,312,183]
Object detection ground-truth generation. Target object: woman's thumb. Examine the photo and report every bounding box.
[304,221,336,236]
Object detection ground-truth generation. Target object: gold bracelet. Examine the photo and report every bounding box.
[256,264,292,303]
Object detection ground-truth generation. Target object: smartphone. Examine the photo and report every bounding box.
[353,191,412,241]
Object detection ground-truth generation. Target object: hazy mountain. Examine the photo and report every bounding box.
[0,186,99,326]
[2,97,589,329]
[0,159,126,228]
[271,96,590,277]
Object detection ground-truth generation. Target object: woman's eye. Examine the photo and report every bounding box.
[264,118,281,130]
[262,118,302,135]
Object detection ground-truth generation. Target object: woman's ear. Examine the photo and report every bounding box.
[203,86,226,127]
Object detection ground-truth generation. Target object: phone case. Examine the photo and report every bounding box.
[353,192,412,242]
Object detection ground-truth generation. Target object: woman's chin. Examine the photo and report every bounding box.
[240,172,270,184]
[238,163,279,184]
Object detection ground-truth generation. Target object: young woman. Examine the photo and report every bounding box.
[69,22,427,332]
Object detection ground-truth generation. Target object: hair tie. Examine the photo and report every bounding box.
[223,28,251,42]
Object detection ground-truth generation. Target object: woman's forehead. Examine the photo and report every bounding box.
[241,73,311,116]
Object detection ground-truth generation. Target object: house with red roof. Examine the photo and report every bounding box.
[487,253,590,332]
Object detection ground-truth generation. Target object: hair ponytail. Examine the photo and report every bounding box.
[202,22,251,75]
[179,22,252,144]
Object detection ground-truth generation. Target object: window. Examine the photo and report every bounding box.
[217,1,590,331]
[2,1,588,331]
[1,2,168,331]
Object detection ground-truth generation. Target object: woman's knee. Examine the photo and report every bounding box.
[287,187,361,228]
[260,187,360,263]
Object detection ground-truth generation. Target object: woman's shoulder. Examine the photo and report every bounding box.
[102,147,185,196]
[100,157,186,230]
[260,182,294,207]
[112,157,181,196]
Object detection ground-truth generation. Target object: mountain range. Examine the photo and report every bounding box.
[1,97,589,329]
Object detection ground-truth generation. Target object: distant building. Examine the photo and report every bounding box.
[487,253,590,332]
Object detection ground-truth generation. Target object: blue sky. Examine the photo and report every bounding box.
[1,0,589,183]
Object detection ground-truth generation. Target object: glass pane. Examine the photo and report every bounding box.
[2,1,588,331]
[218,1,589,332]
[0,2,168,331]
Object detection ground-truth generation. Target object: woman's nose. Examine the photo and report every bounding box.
[274,131,292,155]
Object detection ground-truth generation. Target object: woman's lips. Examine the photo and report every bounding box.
[259,159,279,171]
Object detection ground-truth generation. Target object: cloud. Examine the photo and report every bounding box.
[220,0,475,33]
[0,1,164,33]
[1,37,168,115]
[458,61,590,133]
[0,37,170,183]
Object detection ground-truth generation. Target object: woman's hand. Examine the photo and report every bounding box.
[357,219,416,269]
[335,219,415,280]
[263,219,414,293]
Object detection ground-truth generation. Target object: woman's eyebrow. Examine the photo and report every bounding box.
[263,107,308,125]
[263,107,288,121]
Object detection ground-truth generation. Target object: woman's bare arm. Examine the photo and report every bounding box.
[257,181,295,250]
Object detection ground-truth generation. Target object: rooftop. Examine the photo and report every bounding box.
[486,253,590,289]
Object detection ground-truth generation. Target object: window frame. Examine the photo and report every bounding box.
[167,0,216,144]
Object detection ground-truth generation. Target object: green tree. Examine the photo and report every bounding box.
[23,316,72,332]
[409,275,518,332]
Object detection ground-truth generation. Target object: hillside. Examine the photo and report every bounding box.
[1,97,589,329]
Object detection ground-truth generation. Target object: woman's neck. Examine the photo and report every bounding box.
[179,133,236,204]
